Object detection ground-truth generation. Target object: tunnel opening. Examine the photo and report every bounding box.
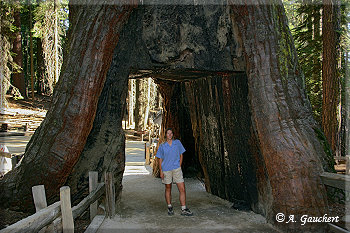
[123,68,261,213]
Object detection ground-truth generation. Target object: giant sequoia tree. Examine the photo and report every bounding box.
[0,1,334,231]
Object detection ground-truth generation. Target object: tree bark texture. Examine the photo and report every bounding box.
[230,2,332,230]
[322,0,341,156]
[0,4,135,210]
[36,38,46,95]
[134,79,144,131]
[12,9,27,98]
[65,6,152,204]
[0,4,335,232]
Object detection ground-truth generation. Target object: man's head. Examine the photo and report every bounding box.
[165,128,174,140]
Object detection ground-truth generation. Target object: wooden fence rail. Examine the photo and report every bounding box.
[334,156,350,175]
[0,171,114,233]
[320,172,350,233]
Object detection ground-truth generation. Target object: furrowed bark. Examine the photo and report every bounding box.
[0,4,135,211]
[230,1,331,231]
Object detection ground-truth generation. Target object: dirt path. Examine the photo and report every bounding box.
[97,142,279,233]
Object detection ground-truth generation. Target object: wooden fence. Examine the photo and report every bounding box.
[334,156,350,175]
[320,172,350,233]
[0,171,116,233]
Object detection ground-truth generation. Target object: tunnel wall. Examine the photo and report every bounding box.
[184,74,262,211]
[156,73,271,215]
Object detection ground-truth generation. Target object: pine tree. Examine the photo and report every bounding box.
[0,2,15,111]
[33,0,68,95]
[292,0,323,122]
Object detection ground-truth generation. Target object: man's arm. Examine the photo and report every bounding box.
[159,157,164,179]
[180,154,183,167]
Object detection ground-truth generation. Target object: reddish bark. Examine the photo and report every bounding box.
[12,9,26,98]
[322,0,341,155]
[230,2,329,230]
[0,4,135,210]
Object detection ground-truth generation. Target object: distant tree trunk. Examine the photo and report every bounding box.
[12,8,27,98]
[144,78,151,129]
[134,79,146,131]
[312,4,321,121]
[322,0,341,156]
[54,0,59,86]
[29,3,35,100]
[36,38,45,95]
[345,51,350,156]
[128,79,135,127]
[0,4,135,211]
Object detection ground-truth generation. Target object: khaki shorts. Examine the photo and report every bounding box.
[162,167,184,184]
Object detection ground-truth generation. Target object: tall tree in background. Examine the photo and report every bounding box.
[292,1,323,122]
[128,79,135,126]
[0,2,14,110]
[11,5,27,98]
[322,0,341,155]
[33,0,67,95]
[134,78,143,131]
[29,2,34,100]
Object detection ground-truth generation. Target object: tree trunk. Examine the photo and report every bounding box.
[29,3,35,100]
[0,4,135,211]
[0,4,334,233]
[12,8,27,98]
[128,79,135,127]
[54,0,59,86]
[134,78,146,131]
[322,0,341,156]
[345,51,350,156]
[144,78,151,129]
[36,38,45,95]
[312,3,321,122]
[230,2,331,231]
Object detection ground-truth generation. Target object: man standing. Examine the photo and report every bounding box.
[156,128,193,216]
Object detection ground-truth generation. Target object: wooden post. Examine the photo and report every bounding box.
[145,145,150,165]
[60,186,74,233]
[104,172,115,218]
[32,185,47,212]
[346,156,350,175]
[32,185,49,233]
[89,171,98,221]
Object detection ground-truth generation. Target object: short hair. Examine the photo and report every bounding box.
[164,128,174,139]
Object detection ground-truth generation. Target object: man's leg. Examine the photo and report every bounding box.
[165,183,172,205]
[176,182,186,206]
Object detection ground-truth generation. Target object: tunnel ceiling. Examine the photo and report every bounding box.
[129,68,245,82]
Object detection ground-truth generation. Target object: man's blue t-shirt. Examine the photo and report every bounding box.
[156,139,186,172]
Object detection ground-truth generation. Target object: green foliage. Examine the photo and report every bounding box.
[31,0,68,94]
[283,0,349,125]
[0,2,15,109]
[33,0,68,39]
[292,1,323,122]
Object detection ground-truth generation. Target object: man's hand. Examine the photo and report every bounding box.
[160,170,164,180]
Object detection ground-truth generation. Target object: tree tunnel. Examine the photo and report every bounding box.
[0,2,335,232]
